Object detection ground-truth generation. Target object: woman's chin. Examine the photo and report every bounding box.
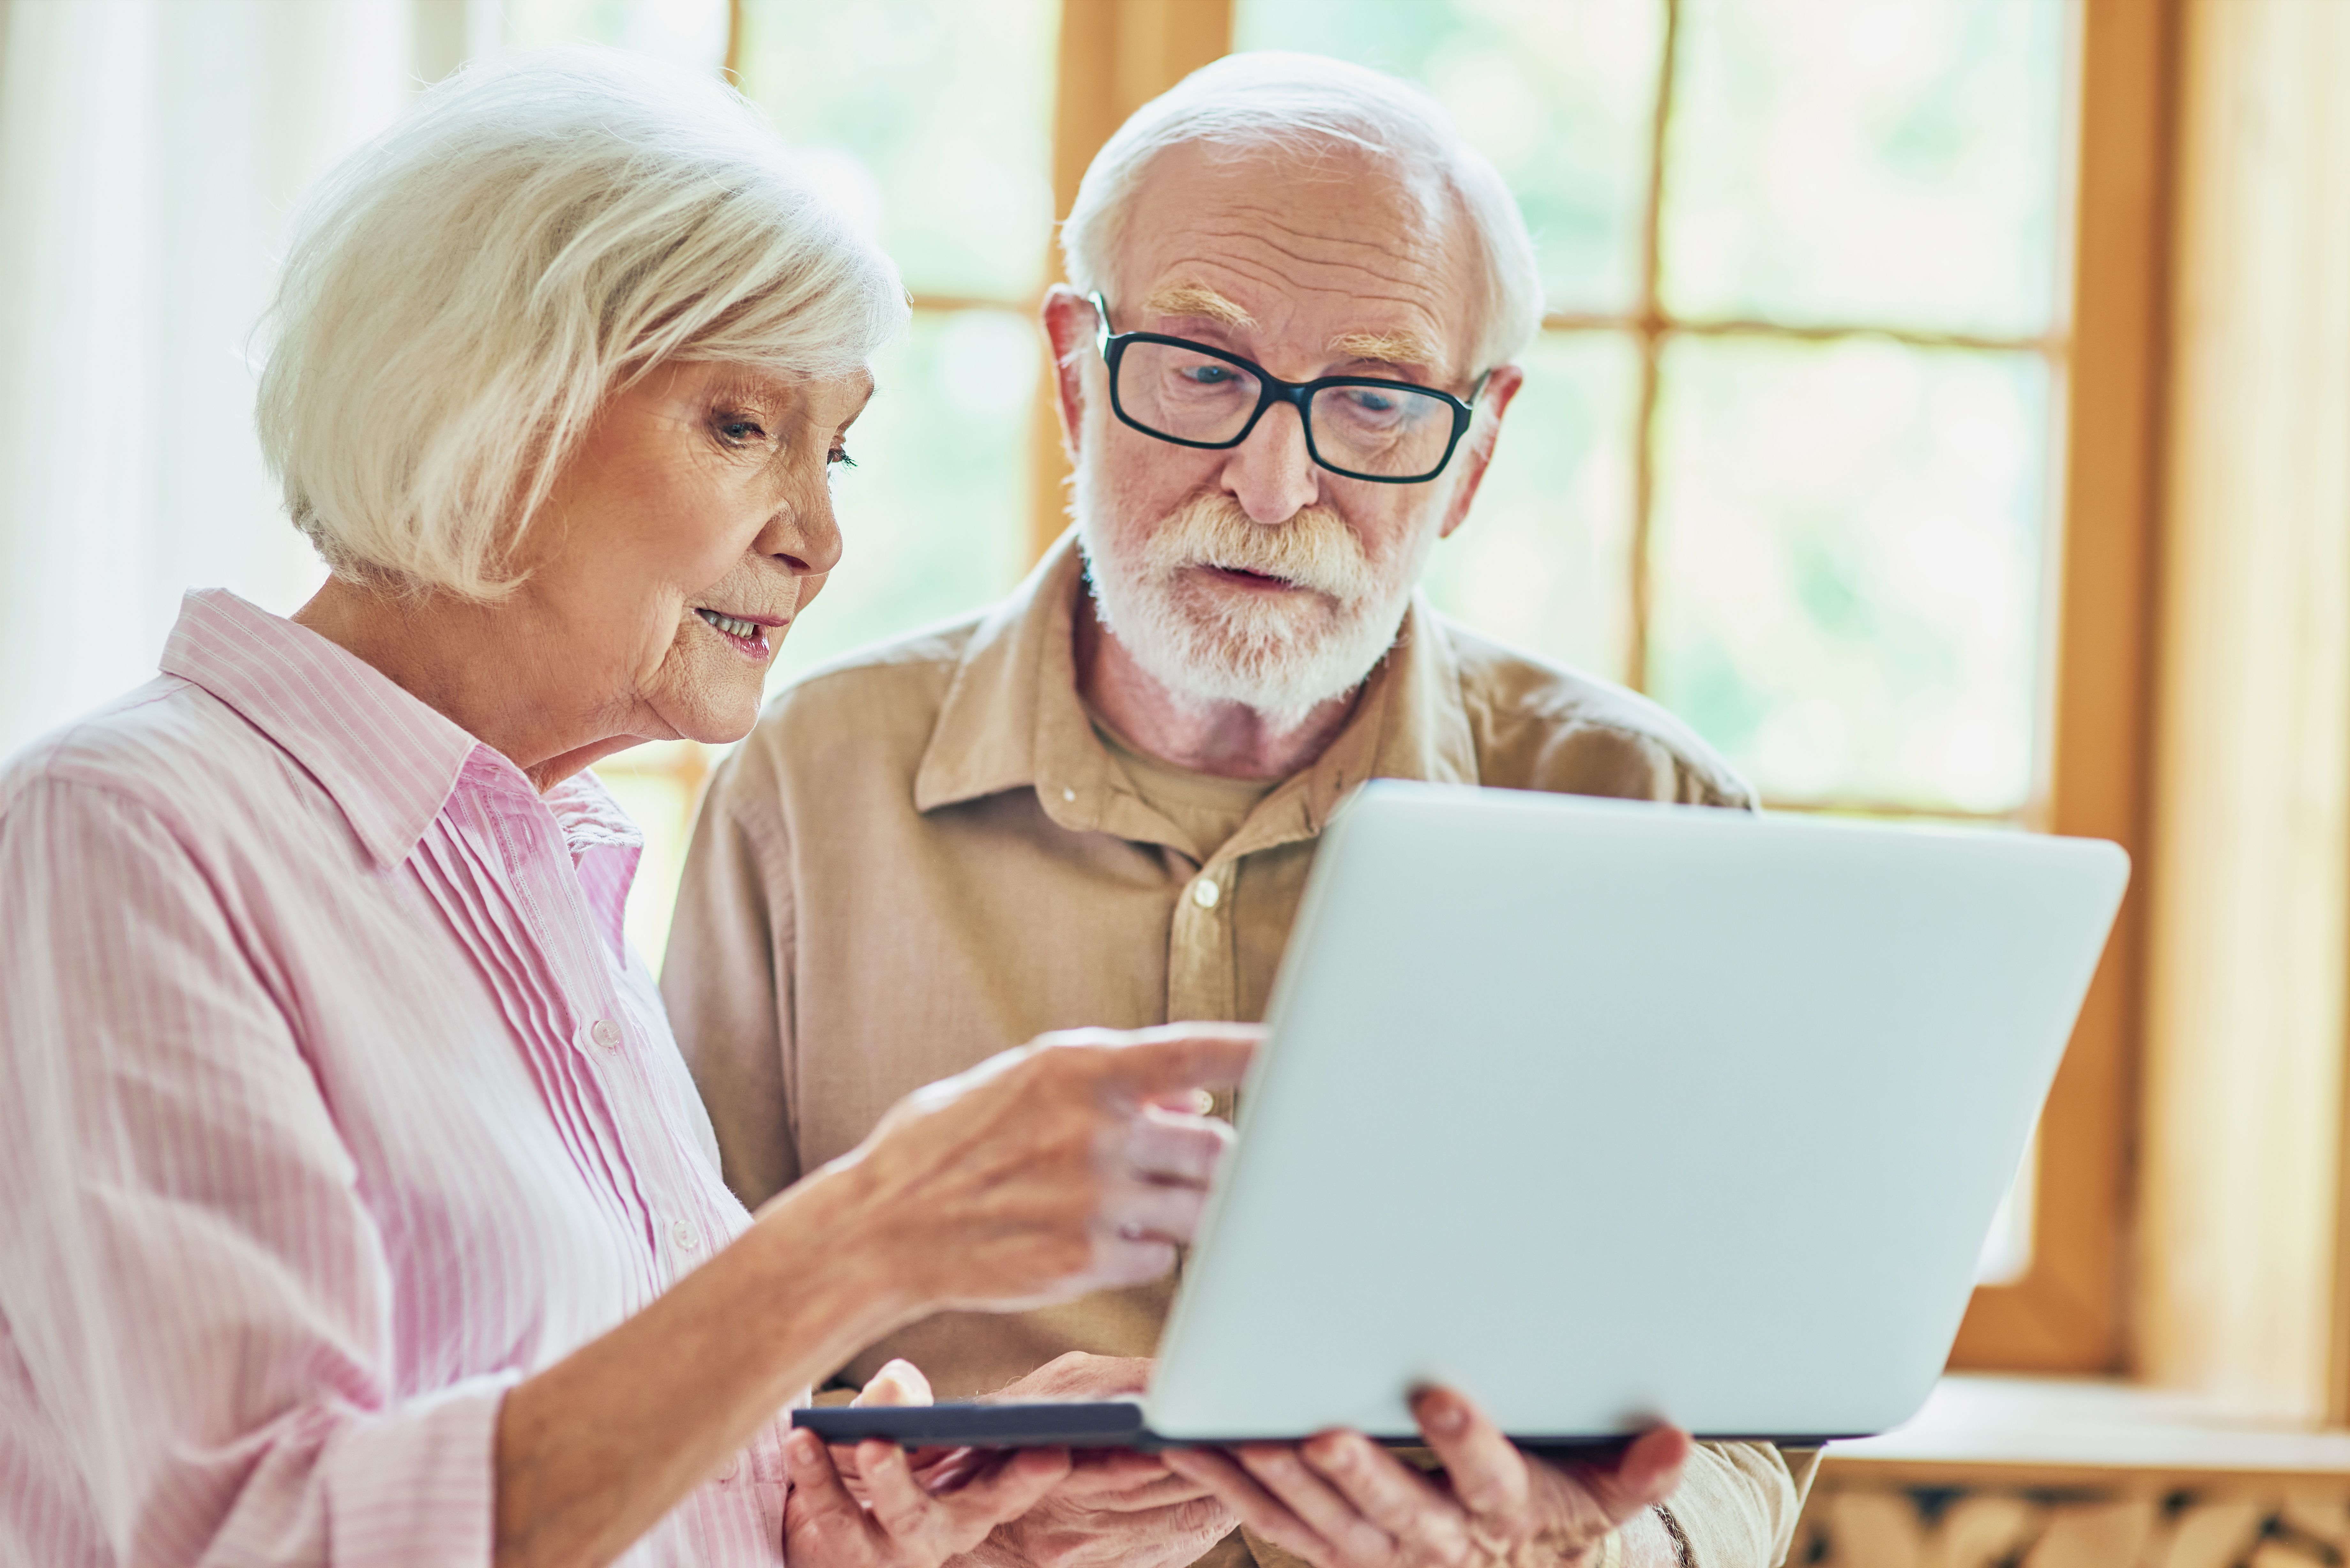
[652,681,767,748]
[681,700,763,747]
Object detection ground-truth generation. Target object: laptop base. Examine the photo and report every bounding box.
[789,1401,1853,1455]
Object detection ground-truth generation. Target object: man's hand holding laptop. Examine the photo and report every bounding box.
[970,1354,1240,1568]
[1164,1391,1693,1568]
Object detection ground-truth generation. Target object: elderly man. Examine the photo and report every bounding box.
[666,51,1815,1568]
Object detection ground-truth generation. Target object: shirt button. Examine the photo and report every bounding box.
[717,1452,740,1482]
[589,1019,621,1052]
[671,1216,701,1251]
[1191,877,1221,910]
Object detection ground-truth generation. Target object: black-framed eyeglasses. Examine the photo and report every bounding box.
[1090,293,1482,485]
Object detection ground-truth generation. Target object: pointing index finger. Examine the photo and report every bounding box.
[1097,1023,1262,1102]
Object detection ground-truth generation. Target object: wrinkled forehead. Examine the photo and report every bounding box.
[1112,139,1481,381]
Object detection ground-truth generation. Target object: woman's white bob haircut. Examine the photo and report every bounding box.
[1061,52,1542,379]
[257,49,905,600]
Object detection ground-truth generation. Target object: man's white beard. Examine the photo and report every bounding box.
[1075,467,1433,733]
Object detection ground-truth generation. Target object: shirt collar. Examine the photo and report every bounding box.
[159,589,484,870]
[543,768,645,964]
[912,529,1480,851]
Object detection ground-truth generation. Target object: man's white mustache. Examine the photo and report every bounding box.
[1140,493,1379,603]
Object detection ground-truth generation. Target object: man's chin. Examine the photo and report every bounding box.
[1139,628,1359,721]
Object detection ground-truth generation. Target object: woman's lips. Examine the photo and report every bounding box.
[695,606,782,659]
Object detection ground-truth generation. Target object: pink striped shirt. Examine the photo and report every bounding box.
[0,590,792,1566]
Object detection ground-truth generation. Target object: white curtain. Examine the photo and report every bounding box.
[0,0,417,756]
[0,0,727,759]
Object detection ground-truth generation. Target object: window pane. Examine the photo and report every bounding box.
[502,0,729,64]
[1421,332,1640,684]
[1646,335,2050,813]
[769,309,1038,688]
[1660,0,2067,337]
[736,0,1056,304]
[1232,0,1666,316]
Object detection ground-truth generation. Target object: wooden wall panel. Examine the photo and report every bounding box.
[2135,0,2350,1420]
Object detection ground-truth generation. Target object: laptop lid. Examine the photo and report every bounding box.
[1143,783,2127,1444]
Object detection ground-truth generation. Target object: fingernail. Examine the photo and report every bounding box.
[1431,1399,1467,1436]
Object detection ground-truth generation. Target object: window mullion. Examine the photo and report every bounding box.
[1628,0,1684,695]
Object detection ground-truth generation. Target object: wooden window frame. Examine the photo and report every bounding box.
[1030,0,2170,1376]
[1946,0,2171,1374]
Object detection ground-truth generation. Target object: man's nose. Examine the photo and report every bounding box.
[1219,400,1322,524]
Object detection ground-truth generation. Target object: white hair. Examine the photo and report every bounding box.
[1060,51,1543,379]
[256,48,906,600]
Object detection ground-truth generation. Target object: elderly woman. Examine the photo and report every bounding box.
[0,52,1253,1568]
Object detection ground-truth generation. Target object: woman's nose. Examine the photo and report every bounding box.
[767,484,845,579]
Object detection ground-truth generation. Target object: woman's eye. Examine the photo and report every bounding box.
[828,447,857,470]
[716,417,768,446]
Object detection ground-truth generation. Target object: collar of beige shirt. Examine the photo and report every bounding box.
[911,530,1479,864]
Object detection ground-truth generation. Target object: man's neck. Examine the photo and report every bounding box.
[1074,597,1360,781]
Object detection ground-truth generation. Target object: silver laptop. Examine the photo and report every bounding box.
[796,782,2128,1450]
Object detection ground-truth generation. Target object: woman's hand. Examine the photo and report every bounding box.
[784,1429,1071,1568]
[785,1360,1072,1568]
[817,1023,1260,1315]
[494,1026,1253,1568]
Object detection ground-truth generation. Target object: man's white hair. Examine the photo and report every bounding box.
[1061,51,1543,379]
[256,48,905,600]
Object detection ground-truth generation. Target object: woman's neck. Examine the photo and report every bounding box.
[292,577,650,793]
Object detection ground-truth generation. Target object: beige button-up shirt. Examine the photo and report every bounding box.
[664,534,1816,1566]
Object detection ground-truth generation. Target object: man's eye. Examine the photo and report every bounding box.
[1182,365,1237,386]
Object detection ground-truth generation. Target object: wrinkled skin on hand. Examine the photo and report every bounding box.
[829,1025,1258,1314]
[953,1353,1239,1568]
[1163,1387,1692,1568]
[786,1361,1076,1568]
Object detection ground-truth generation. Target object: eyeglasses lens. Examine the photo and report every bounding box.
[1117,340,1262,444]
[1114,340,1455,480]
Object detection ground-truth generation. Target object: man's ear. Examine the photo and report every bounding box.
[1040,285,1099,464]
[1436,363,1525,541]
